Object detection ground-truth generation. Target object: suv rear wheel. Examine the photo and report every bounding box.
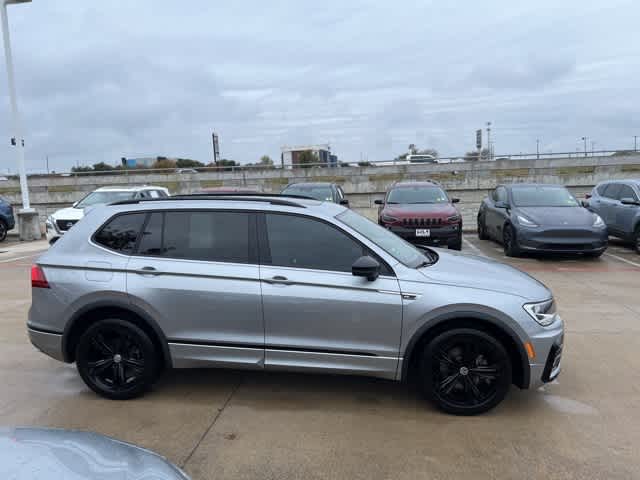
[76,319,158,400]
[0,219,7,242]
[503,224,521,257]
[419,328,512,415]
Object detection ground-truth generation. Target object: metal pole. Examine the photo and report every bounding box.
[0,2,30,209]
[536,139,539,159]
[582,137,587,157]
[635,136,637,152]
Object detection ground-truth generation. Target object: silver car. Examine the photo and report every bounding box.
[28,195,564,415]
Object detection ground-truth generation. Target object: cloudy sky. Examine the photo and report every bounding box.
[1,0,639,172]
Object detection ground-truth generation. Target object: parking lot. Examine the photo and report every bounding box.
[1,236,640,479]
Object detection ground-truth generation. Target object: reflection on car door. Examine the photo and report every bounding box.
[612,184,639,237]
[258,212,403,379]
[599,184,621,229]
[126,210,265,370]
[485,187,508,239]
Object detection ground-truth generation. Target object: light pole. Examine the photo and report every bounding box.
[634,135,637,152]
[486,122,492,161]
[536,139,540,159]
[581,136,588,157]
[1,0,39,239]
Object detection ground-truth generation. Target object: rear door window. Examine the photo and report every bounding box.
[94,213,147,254]
[603,183,622,199]
[617,185,638,201]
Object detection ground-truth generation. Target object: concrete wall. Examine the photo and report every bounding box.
[2,155,640,233]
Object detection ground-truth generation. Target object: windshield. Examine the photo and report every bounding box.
[387,186,449,204]
[511,186,579,207]
[76,191,135,208]
[336,209,430,268]
[283,185,333,202]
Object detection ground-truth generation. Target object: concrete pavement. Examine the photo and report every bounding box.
[0,237,639,479]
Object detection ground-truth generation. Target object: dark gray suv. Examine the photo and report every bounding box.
[587,179,640,253]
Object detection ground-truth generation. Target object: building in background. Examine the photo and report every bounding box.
[281,144,336,168]
[121,157,157,168]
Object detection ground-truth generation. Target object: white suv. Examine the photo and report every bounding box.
[46,186,169,244]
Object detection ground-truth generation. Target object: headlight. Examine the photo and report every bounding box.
[447,214,461,223]
[516,215,538,227]
[381,214,398,224]
[592,214,605,228]
[523,299,558,327]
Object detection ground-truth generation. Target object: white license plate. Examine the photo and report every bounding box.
[415,229,431,237]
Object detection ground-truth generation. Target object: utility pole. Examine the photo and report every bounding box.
[536,139,540,159]
[581,137,588,157]
[634,135,637,152]
[486,122,492,161]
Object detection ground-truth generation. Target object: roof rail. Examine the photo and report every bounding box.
[110,193,310,208]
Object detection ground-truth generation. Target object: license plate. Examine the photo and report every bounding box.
[415,229,431,237]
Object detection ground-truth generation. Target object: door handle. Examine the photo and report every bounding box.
[135,266,161,276]
[264,275,290,285]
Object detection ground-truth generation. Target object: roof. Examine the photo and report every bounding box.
[502,183,566,188]
[283,182,335,188]
[391,181,441,188]
[94,185,168,192]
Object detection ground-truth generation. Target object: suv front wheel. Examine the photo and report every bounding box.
[420,328,512,415]
[76,319,158,400]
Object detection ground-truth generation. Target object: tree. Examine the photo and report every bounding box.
[152,158,177,169]
[176,158,205,168]
[259,155,274,166]
[92,162,115,171]
[71,165,93,173]
[357,161,372,167]
[297,150,317,168]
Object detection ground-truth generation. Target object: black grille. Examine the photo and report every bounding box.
[539,243,592,251]
[402,218,443,227]
[56,219,79,231]
[542,343,563,382]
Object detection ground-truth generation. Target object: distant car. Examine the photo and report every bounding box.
[477,183,608,257]
[197,186,260,194]
[0,427,190,479]
[46,186,169,244]
[375,181,462,250]
[586,179,640,253]
[0,195,15,242]
[176,168,199,174]
[281,182,348,205]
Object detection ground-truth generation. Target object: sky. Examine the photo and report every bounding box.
[0,0,639,173]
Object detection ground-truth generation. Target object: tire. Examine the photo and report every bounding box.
[634,226,640,254]
[477,216,488,240]
[503,224,521,257]
[76,319,158,400]
[419,328,512,415]
[448,235,462,251]
[0,219,7,242]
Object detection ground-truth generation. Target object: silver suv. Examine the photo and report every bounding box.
[28,195,564,415]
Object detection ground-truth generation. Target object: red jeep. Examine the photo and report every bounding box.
[375,181,462,250]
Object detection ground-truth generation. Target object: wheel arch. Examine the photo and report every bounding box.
[62,300,172,369]
[401,313,530,389]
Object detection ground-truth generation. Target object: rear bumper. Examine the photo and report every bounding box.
[517,227,608,254]
[386,224,461,247]
[28,326,64,362]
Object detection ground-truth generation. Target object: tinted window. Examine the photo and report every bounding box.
[617,185,638,201]
[282,185,334,202]
[603,183,622,199]
[511,186,578,207]
[265,214,364,272]
[163,211,249,263]
[596,184,608,196]
[76,191,134,208]
[137,212,163,255]
[94,213,146,254]
[495,187,507,203]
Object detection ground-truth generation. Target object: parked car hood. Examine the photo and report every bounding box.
[0,427,189,480]
[50,206,84,221]
[419,249,551,300]
[517,206,596,227]
[384,203,457,217]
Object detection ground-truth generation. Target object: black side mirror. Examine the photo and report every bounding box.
[352,256,380,281]
[620,197,640,206]
[374,199,384,205]
[340,199,349,206]
[495,201,510,209]
[451,198,460,204]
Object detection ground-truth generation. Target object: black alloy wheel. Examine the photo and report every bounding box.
[503,224,521,257]
[420,329,512,415]
[0,219,7,242]
[76,319,158,400]
[477,216,488,240]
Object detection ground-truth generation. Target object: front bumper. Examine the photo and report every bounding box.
[516,226,608,254]
[28,326,64,362]
[527,316,565,389]
[386,224,461,247]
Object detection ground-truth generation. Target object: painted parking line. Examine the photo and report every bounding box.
[603,252,640,269]
[462,237,488,257]
[0,253,41,264]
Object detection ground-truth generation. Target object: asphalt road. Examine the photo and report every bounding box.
[1,237,639,479]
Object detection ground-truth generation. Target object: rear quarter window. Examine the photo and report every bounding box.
[93,213,147,254]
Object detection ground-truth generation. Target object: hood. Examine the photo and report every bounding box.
[420,249,551,300]
[0,427,189,480]
[383,203,457,219]
[51,206,84,221]
[516,206,596,227]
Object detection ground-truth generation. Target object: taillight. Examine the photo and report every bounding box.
[31,264,50,289]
